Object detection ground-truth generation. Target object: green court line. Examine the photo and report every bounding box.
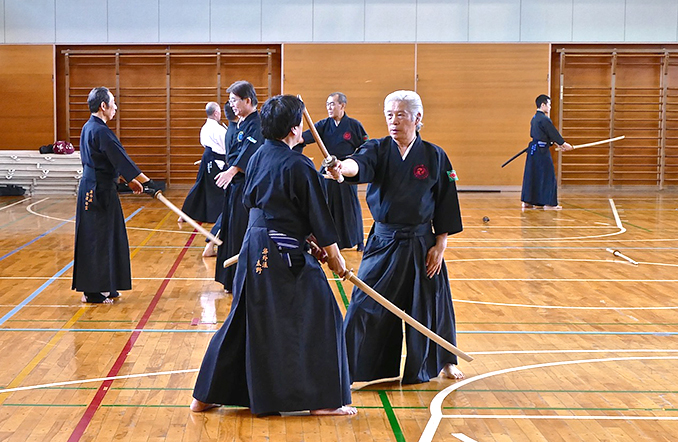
[332,272,350,310]
[454,389,678,394]
[379,390,406,442]
[4,402,677,414]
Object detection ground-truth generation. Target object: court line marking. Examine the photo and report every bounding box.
[0,211,174,406]
[2,350,676,397]
[449,198,627,242]
[419,356,678,442]
[67,231,198,442]
[0,277,215,281]
[25,197,198,235]
[453,299,678,310]
[0,197,31,211]
[0,369,199,395]
[0,215,74,262]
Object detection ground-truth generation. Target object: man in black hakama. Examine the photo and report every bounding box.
[179,102,228,224]
[521,94,574,210]
[191,95,355,416]
[214,81,263,292]
[301,92,368,251]
[327,90,465,384]
[72,87,162,304]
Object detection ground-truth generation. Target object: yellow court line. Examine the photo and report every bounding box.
[0,211,173,404]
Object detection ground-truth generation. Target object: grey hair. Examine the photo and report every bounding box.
[205,101,220,117]
[328,92,347,105]
[384,90,424,130]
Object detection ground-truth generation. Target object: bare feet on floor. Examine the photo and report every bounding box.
[521,202,534,209]
[202,241,217,257]
[190,399,221,412]
[310,406,358,416]
[440,364,465,380]
[543,205,562,210]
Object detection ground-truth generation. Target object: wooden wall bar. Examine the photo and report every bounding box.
[0,43,549,188]
[53,45,280,185]
[0,45,55,150]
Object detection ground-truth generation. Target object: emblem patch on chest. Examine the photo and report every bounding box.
[413,164,429,180]
[343,131,351,141]
[255,248,269,274]
[447,169,458,181]
[237,131,244,142]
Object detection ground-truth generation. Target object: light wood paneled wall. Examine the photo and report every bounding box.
[283,43,550,187]
[0,45,55,150]
[417,44,550,188]
[282,43,416,167]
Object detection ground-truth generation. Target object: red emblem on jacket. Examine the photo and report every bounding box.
[413,164,429,179]
[343,132,351,141]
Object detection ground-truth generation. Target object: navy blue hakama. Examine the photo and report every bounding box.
[180,148,225,223]
[520,141,557,207]
[344,222,457,384]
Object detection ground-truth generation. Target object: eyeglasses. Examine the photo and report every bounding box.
[229,97,242,104]
[326,102,340,108]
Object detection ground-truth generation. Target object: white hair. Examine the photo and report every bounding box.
[384,90,424,130]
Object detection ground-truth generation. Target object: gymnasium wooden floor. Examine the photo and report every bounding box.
[1,189,678,442]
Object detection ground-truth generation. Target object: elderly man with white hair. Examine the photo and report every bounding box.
[327,90,465,384]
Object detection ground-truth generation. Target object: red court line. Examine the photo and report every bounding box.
[67,232,198,442]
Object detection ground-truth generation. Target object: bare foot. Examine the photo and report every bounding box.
[543,205,562,210]
[521,202,534,209]
[202,241,217,257]
[190,399,220,412]
[81,294,114,304]
[440,364,465,380]
[178,216,185,223]
[310,406,357,416]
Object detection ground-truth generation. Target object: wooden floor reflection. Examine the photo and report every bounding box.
[1,189,678,441]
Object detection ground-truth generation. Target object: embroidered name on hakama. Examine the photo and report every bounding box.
[255,248,269,274]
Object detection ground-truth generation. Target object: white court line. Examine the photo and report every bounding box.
[449,199,626,242]
[25,197,197,235]
[0,368,199,395]
[419,356,678,442]
[0,197,32,211]
[471,349,678,356]
[445,415,678,421]
[453,299,678,310]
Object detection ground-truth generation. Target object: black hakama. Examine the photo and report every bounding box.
[215,112,263,291]
[342,135,463,384]
[193,140,351,414]
[302,115,368,249]
[520,110,566,207]
[72,115,142,294]
[180,147,225,223]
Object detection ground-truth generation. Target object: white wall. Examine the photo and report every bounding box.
[2,0,677,44]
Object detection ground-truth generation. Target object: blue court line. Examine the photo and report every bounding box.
[1,329,677,336]
[0,217,74,262]
[0,201,59,231]
[0,207,144,326]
